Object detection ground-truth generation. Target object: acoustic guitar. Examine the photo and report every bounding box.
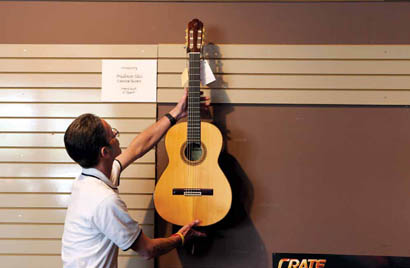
[154,19,232,226]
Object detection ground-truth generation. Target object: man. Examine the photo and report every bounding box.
[62,90,207,267]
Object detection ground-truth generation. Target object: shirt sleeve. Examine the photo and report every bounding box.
[110,159,122,187]
[92,194,141,251]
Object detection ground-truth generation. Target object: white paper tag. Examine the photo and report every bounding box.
[181,60,216,87]
[200,59,216,86]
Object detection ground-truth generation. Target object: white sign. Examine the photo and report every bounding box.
[101,60,157,102]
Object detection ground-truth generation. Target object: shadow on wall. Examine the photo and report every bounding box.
[167,44,267,268]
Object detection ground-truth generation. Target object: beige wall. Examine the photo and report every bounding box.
[0,45,156,268]
[158,44,410,105]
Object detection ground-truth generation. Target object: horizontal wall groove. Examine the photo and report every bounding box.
[0,177,155,180]
[0,207,67,210]
[159,72,410,76]
[0,207,154,211]
[0,207,69,210]
[0,102,151,104]
[0,253,141,259]
[0,87,100,90]
[0,207,154,210]
[0,72,101,75]
[0,57,157,60]
[0,253,60,256]
[0,161,154,165]
[0,192,71,195]
[0,147,65,149]
[0,177,74,179]
[120,193,153,196]
[206,57,410,61]
[0,55,388,61]
[0,162,74,165]
[0,131,141,134]
[0,148,150,153]
[0,238,60,241]
[159,57,410,61]
[159,87,410,91]
[127,208,154,211]
[0,87,101,90]
[0,117,155,119]
[0,223,64,226]
[0,222,153,226]
[0,191,153,195]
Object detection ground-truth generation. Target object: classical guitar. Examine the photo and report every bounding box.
[154,19,232,226]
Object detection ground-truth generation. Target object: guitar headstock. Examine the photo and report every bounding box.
[185,18,205,53]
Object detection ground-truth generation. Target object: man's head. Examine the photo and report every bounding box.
[64,113,121,168]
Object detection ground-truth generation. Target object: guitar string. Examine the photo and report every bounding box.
[189,52,193,221]
[189,51,202,222]
[196,53,200,222]
[197,53,200,223]
[189,56,192,222]
[192,52,199,222]
[194,52,198,222]
[197,53,200,222]
[188,52,191,221]
[194,53,197,221]
[193,52,196,218]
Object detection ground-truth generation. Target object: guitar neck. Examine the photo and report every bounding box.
[187,52,201,144]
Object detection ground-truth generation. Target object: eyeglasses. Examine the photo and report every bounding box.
[112,128,120,139]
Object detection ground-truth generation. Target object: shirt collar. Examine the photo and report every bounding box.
[81,167,118,189]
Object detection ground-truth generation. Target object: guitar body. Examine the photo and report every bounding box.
[154,122,232,226]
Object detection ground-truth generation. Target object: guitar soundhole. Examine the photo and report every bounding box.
[181,142,206,165]
[185,142,202,161]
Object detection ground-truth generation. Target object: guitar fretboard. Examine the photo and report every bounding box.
[187,52,201,144]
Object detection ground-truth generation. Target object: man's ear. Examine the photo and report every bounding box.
[100,146,111,158]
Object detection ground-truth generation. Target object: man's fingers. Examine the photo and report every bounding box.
[200,97,210,108]
[193,230,207,237]
[179,219,200,233]
[189,219,200,228]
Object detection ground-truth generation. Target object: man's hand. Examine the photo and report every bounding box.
[169,88,210,121]
[176,219,206,244]
[131,219,206,259]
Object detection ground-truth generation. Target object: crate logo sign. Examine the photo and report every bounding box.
[273,253,410,268]
[278,258,326,268]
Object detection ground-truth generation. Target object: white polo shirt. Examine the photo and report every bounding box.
[62,160,141,268]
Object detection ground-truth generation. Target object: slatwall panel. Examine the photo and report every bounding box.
[0,45,156,268]
[63,0,381,2]
[2,43,409,267]
[157,44,410,105]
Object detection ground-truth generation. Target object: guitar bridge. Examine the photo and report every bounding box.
[172,188,213,196]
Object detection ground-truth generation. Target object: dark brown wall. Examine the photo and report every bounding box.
[1,2,410,44]
[2,1,410,268]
